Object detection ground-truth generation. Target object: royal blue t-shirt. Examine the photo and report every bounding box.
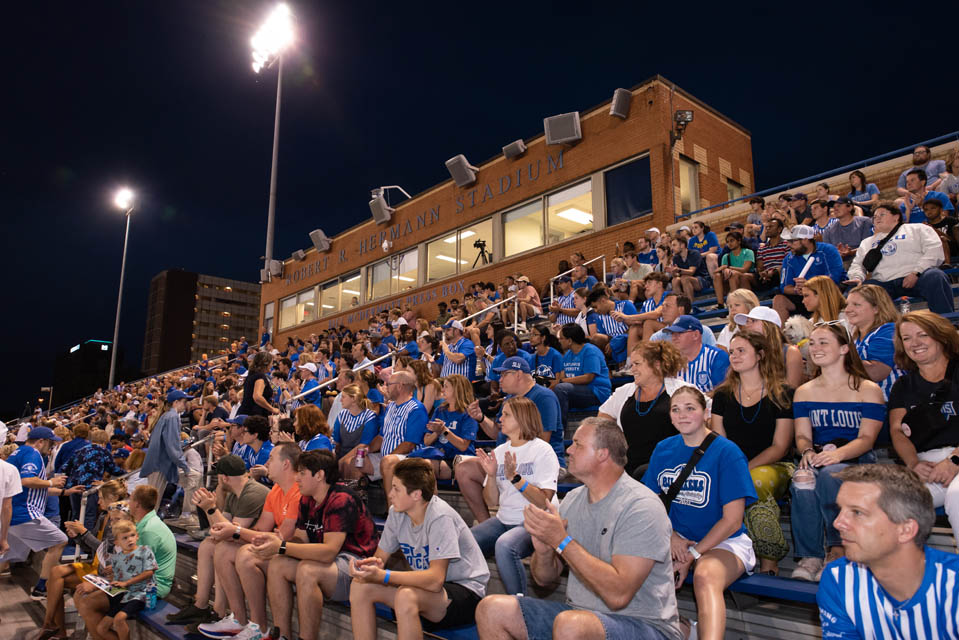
[303,433,334,451]
[572,275,599,290]
[636,248,659,265]
[332,409,379,447]
[793,400,887,445]
[849,183,880,204]
[487,350,535,383]
[688,231,720,254]
[423,407,478,459]
[562,343,612,404]
[899,190,954,223]
[780,241,845,290]
[396,340,420,359]
[643,434,756,541]
[300,378,321,405]
[532,347,565,381]
[855,323,904,401]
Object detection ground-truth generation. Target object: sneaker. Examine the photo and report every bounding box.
[231,623,263,640]
[189,528,209,541]
[167,603,216,625]
[791,557,824,582]
[30,587,47,601]
[198,614,245,638]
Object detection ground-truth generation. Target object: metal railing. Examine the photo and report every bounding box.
[549,254,607,305]
[460,294,520,333]
[287,348,397,403]
[673,130,959,223]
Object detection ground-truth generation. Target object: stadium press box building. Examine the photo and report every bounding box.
[259,75,754,340]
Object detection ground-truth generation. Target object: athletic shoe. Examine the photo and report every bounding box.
[188,528,209,541]
[198,614,245,638]
[231,623,263,640]
[790,557,823,582]
[30,587,47,601]
[166,603,216,624]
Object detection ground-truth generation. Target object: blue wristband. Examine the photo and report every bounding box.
[556,535,573,554]
[518,480,529,493]
[383,569,391,585]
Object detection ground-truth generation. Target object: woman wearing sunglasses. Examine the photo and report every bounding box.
[846,284,904,400]
[889,310,959,547]
[789,322,885,582]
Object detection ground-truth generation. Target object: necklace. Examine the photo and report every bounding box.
[635,384,665,417]
[739,380,764,424]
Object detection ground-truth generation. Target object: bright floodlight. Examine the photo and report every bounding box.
[251,4,294,73]
[114,188,134,210]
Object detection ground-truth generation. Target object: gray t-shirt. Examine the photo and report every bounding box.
[940,174,959,197]
[379,495,489,597]
[822,216,873,253]
[559,473,682,640]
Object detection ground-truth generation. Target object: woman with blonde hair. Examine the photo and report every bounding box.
[801,276,848,327]
[471,396,559,595]
[846,283,903,400]
[410,375,478,480]
[717,289,759,351]
[335,385,380,479]
[124,449,148,494]
[734,310,805,388]
[294,403,333,451]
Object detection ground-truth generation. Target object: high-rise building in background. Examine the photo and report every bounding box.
[141,269,260,374]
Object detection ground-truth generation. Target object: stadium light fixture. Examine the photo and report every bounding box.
[114,187,134,211]
[670,110,694,147]
[108,186,136,390]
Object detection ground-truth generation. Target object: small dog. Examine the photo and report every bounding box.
[783,315,814,376]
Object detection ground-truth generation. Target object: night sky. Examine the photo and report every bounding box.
[2,1,955,419]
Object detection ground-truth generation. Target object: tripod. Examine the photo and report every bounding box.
[472,244,492,268]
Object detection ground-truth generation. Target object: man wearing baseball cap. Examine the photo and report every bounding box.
[297,362,322,406]
[2,426,75,600]
[772,225,844,324]
[663,315,729,393]
[823,196,874,264]
[141,389,194,510]
[548,276,578,326]
[441,320,477,380]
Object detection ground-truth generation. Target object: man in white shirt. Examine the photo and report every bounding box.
[0,458,23,560]
[845,201,954,313]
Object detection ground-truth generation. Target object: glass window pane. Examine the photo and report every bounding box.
[726,179,744,203]
[296,288,316,324]
[547,181,592,244]
[679,156,699,214]
[458,218,493,270]
[264,301,274,334]
[605,156,652,226]
[279,296,296,330]
[367,261,391,302]
[320,281,338,317]
[392,248,418,293]
[340,272,361,309]
[504,202,544,257]
[427,233,461,281]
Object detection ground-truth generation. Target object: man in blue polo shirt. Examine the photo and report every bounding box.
[440,320,476,380]
[772,225,845,324]
[2,427,76,600]
[663,315,729,393]
[570,265,598,291]
[635,234,659,265]
[898,168,954,224]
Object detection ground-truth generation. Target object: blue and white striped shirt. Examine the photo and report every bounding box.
[336,408,379,436]
[855,323,904,401]
[380,398,429,455]
[587,300,636,337]
[440,337,476,380]
[818,547,959,639]
[641,291,668,315]
[8,444,48,525]
[678,344,730,393]
[554,292,576,325]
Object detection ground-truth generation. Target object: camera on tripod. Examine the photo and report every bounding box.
[473,239,486,250]
[471,238,491,268]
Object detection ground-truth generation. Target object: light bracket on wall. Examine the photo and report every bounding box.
[670,110,694,146]
[368,185,411,225]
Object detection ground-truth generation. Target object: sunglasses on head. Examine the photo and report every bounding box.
[812,320,844,328]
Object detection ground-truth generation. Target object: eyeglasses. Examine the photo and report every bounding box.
[812,320,844,328]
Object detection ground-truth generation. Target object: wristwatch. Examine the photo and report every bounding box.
[949,454,959,467]
[511,474,522,485]
[206,507,216,515]
[279,541,287,555]
[232,526,241,540]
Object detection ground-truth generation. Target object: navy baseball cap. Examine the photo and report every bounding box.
[166,389,194,403]
[492,356,531,374]
[28,426,62,442]
[835,196,854,206]
[662,315,704,334]
[556,275,572,284]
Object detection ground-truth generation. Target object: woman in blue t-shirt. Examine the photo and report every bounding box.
[408,374,478,479]
[846,284,903,400]
[688,220,721,280]
[294,404,334,452]
[643,386,757,640]
[847,170,880,215]
[528,323,564,389]
[789,322,886,582]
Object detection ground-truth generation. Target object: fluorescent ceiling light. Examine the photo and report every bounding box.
[556,207,593,226]
[394,276,415,282]
[444,230,475,244]
[321,304,334,309]
[342,288,361,295]
[345,275,361,282]
[436,255,467,264]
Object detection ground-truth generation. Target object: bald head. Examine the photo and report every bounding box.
[388,370,416,402]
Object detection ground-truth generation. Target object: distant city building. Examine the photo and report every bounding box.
[141,269,259,374]
[54,339,123,405]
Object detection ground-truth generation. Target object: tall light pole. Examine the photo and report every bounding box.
[108,187,135,390]
[251,3,295,280]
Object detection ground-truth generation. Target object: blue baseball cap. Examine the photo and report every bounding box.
[556,275,572,284]
[227,414,249,426]
[492,356,531,374]
[28,426,62,442]
[662,315,704,334]
[166,389,194,403]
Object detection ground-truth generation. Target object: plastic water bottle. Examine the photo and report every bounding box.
[899,297,911,315]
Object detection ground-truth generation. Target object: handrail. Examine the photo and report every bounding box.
[673,130,959,223]
[549,255,607,305]
[287,348,397,403]
[460,294,517,325]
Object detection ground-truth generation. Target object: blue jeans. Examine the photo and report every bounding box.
[866,269,955,314]
[789,463,849,558]
[516,597,671,640]
[470,517,533,595]
[553,382,599,428]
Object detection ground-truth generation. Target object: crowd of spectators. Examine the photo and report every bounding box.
[2,145,959,640]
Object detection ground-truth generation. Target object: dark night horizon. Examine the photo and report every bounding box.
[1,0,954,418]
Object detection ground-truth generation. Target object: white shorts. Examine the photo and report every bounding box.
[0,516,69,563]
[366,452,406,482]
[680,531,756,575]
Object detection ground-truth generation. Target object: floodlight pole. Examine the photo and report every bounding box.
[108,208,133,390]
[263,55,283,272]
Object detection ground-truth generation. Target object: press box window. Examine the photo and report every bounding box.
[340,272,361,309]
[367,248,417,302]
[605,156,652,226]
[263,302,274,335]
[503,201,544,258]
[547,181,592,244]
[278,296,296,330]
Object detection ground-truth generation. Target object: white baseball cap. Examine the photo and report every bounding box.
[734,306,782,328]
[781,225,815,241]
[299,362,318,374]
